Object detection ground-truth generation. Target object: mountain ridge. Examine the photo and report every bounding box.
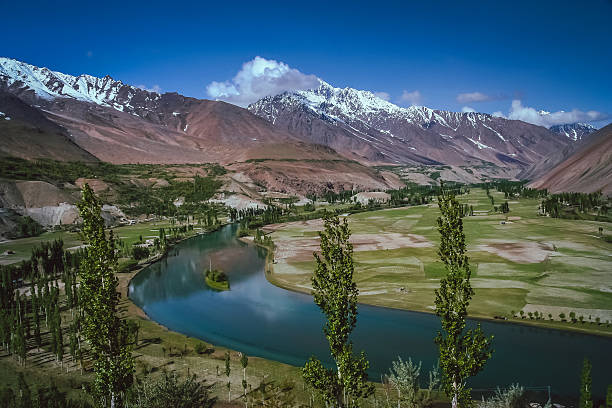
[248,81,574,174]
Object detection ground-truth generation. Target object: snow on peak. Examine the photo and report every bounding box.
[249,78,500,136]
[0,57,157,111]
[548,122,596,141]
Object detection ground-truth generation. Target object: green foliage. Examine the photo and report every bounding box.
[204,268,230,290]
[131,246,150,261]
[0,157,225,219]
[76,184,134,407]
[302,214,374,407]
[579,358,593,408]
[225,351,231,401]
[194,342,208,354]
[606,384,612,408]
[250,380,297,407]
[129,373,214,408]
[434,185,493,408]
[540,191,610,222]
[10,215,44,239]
[205,269,228,283]
[387,357,440,408]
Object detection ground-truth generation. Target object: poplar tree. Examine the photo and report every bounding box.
[434,186,493,408]
[77,184,133,408]
[240,353,249,402]
[225,351,231,402]
[579,358,592,408]
[302,214,374,407]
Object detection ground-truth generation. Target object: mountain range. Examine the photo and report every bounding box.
[0,57,608,195]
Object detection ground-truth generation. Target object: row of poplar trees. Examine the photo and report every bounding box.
[0,239,85,370]
[303,183,493,408]
[1,184,134,408]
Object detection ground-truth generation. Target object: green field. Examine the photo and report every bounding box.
[266,188,612,335]
[0,220,200,265]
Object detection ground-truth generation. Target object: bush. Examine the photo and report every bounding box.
[118,259,138,273]
[479,384,527,408]
[194,342,208,354]
[132,246,150,261]
[129,372,215,408]
[387,357,439,408]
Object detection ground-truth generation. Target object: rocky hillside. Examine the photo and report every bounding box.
[0,91,97,162]
[529,124,612,194]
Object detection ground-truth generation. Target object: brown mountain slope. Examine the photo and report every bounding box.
[42,96,342,165]
[0,92,97,162]
[529,123,612,194]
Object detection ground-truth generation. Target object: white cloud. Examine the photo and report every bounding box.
[400,90,422,106]
[137,84,161,93]
[457,92,491,103]
[492,111,505,118]
[462,106,476,113]
[496,100,607,127]
[374,91,391,101]
[206,56,320,107]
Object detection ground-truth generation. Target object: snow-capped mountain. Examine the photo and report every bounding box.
[0,57,164,115]
[549,123,596,141]
[0,56,583,182]
[249,81,571,170]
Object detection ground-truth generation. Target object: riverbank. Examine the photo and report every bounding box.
[122,227,411,406]
[259,190,612,338]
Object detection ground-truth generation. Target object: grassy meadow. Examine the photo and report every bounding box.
[266,188,612,335]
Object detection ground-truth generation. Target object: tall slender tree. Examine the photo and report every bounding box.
[225,351,231,402]
[579,358,592,408]
[240,353,249,403]
[77,184,133,408]
[434,185,493,408]
[302,214,374,407]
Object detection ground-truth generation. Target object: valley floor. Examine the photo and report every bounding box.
[263,188,612,336]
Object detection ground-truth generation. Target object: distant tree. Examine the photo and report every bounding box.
[240,353,249,401]
[77,184,134,408]
[559,313,566,321]
[302,215,374,407]
[225,351,231,402]
[434,185,493,408]
[579,358,592,408]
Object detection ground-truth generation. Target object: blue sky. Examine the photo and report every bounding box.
[1,0,611,126]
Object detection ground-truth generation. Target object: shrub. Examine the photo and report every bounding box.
[194,342,207,354]
[479,384,527,408]
[132,246,150,261]
[129,372,215,408]
[388,357,440,408]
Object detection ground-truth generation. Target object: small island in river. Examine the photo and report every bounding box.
[205,268,230,291]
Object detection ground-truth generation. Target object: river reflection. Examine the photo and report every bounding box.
[130,225,612,397]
